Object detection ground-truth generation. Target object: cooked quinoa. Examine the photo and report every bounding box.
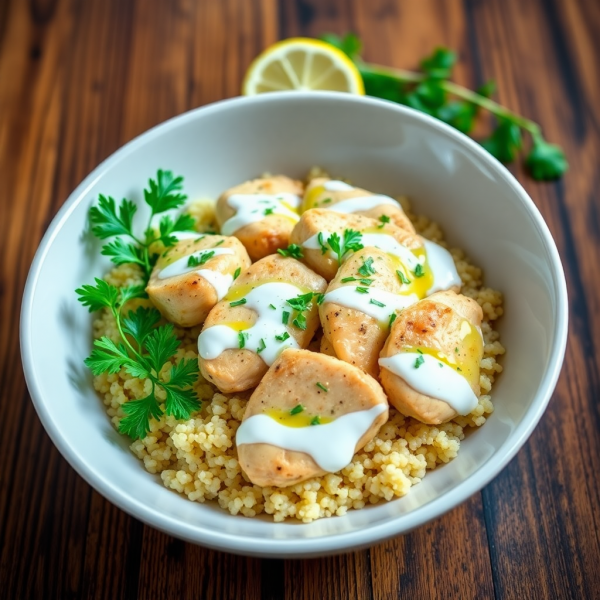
[92,184,504,523]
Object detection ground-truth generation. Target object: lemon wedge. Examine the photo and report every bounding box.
[243,38,365,95]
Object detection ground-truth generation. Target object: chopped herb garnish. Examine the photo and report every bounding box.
[457,366,462,371]
[275,331,290,342]
[439,362,444,368]
[282,311,290,325]
[317,232,327,255]
[358,256,376,276]
[277,244,304,259]
[214,239,224,247]
[238,332,248,348]
[269,303,276,310]
[310,416,321,426]
[290,404,304,415]
[256,338,266,354]
[414,355,425,368]
[369,298,385,307]
[264,207,275,215]
[316,382,328,392]
[341,276,358,283]
[194,236,205,243]
[326,229,364,265]
[286,292,315,312]
[377,214,391,229]
[293,314,307,330]
[355,287,369,294]
[397,270,411,285]
[230,298,247,307]
[187,250,215,267]
[321,198,332,204]
[233,267,241,280]
[316,293,325,305]
[416,349,423,354]
[360,278,373,286]
[455,347,459,353]
[413,263,425,278]
[389,313,397,328]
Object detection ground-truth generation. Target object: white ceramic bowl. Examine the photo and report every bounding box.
[21,92,568,558]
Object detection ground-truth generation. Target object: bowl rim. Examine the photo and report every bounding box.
[20,91,569,557]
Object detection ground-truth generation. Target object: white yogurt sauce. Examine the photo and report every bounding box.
[329,195,399,214]
[422,240,461,294]
[198,282,303,366]
[236,404,388,472]
[221,193,301,235]
[195,270,234,301]
[323,286,418,322]
[158,247,234,280]
[323,180,354,192]
[170,231,202,241]
[379,353,478,415]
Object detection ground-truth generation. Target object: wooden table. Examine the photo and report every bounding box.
[1,0,598,597]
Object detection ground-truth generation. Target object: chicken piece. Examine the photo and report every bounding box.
[215,175,304,261]
[236,348,389,487]
[198,254,327,393]
[303,177,415,233]
[379,290,484,424]
[290,209,422,281]
[146,234,251,327]
[320,248,413,378]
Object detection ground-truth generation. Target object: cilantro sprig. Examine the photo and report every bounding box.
[90,170,195,283]
[76,278,201,439]
[320,34,567,180]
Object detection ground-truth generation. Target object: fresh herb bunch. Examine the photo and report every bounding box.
[89,169,196,283]
[76,278,201,439]
[320,33,567,180]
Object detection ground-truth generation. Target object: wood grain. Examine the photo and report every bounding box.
[1,0,599,598]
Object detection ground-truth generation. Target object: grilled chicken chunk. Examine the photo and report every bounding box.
[303,178,415,233]
[215,175,304,261]
[379,290,484,424]
[237,348,389,487]
[198,254,326,393]
[146,234,251,327]
[320,248,408,378]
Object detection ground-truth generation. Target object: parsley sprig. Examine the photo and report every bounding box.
[320,229,364,265]
[320,34,567,180]
[90,170,195,283]
[76,278,201,439]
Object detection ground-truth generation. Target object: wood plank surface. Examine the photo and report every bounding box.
[0,0,598,598]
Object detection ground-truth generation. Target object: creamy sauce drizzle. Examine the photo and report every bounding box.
[379,353,478,415]
[158,248,234,280]
[198,282,303,366]
[422,240,461,294]
[221,193,301,235]
[328,195,398,214]
[195,270,234,301]
[323,180,354,192]
[236,404,387,472]
[323,286,418,323]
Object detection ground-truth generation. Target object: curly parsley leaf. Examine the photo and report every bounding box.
[101,237,146,267]
[144,169,187,214]
[145,324,180,373]
[119,394,163,439]
[481,118,523,162]
[89,195,137,240]
[158,213,196,247]
[526,135,568,180]
[85,337,148,377]
[75,278,120,312]
[326,229,363,265]
[122,307,162,346]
